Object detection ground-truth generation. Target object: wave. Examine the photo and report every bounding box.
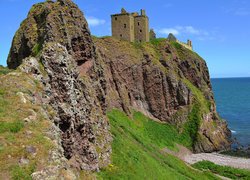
[231,130,237,134]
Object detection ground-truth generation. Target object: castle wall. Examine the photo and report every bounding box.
[111,14,134,42]
[134,16,149,42]
[149,29,156,40]
[111,9,150,42]
[176,40,193,51]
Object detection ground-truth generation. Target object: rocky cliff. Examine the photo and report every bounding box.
[94,37,231,152]
[7,0,111,177]
[5,0,231,177]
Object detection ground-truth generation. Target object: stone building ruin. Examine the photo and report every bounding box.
[111,8,150,42]
[111,8,193,51]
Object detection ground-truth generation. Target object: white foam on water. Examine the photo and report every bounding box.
[231,130,237,134]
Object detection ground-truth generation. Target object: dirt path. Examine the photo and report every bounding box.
[163,145,250,170]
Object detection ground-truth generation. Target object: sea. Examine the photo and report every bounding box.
[211,77,250,147]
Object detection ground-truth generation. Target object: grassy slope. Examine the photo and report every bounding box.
[98,109,218,179]
[193,161,250,179]
[0,69,53,179]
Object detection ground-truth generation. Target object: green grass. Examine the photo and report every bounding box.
[0,66,11,75]
[0,121,24,133]
[32,42,43,56]
[193,161,250,179]
[171,41,182,49]
[0,71,54,178]
[183,79,210,113]
[150,38,166,46]
[180,104,201,148]
[11,163,36,180]
[98,109,218,179]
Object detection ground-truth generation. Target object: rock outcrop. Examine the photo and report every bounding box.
[7,0,111,173]
[7,0,231,176]
[94,37,231,152]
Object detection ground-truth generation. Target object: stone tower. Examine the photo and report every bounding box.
[111,8,135,42]
[134,9,149,42]
[111,8,149,42]
[187,40,192,49]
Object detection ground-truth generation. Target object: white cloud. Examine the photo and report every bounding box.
[157,26,218,41]
[158,28,179,35]
[86,16,105,27]
[158,26,204,36]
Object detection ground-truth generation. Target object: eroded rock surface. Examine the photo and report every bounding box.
[94,37,231,152]
[8,0,111,173]
[7,1,231,176]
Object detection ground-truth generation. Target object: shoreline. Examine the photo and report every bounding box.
[163,145,250,170]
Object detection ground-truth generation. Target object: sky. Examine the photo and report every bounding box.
[0,0,249,78]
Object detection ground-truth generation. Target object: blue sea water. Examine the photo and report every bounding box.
[211,78,250,147]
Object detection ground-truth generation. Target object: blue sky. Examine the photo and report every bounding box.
[0,0,249,78]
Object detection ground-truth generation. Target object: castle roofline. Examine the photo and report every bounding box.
[111,13,148,19]
[111,9,148,18]
[111,13,131,17]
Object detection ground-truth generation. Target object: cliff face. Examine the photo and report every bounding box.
[6,0,231,177]
[94,37,231,152]
[7,0,111,175]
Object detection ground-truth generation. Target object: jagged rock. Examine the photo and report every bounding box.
[31,166,60,180]
[19,157,29,165]
[16,92,27,103]
[8,0,111,174]
[26,146,37,155]
[7,0,230,177]
[8,0,96,73]
[94,37,231,152]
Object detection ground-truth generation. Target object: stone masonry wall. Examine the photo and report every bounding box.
[111,14,134,42]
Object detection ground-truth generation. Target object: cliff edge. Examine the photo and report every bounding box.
[94,37,231,152]
[3,0,231,178]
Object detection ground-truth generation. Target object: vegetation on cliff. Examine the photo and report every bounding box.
[94,36,231,153]
[99,109,218,179]
[1,0,233,178]
[0,71,54,179]
[193,161,250,179]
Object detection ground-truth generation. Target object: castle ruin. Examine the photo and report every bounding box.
[168,33,193,51]
[111,8,149,42]
[111,9,193,51]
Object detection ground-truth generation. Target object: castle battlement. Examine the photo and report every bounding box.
[111,8,150,42]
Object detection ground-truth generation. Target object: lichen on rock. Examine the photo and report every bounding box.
[8,0,111,174]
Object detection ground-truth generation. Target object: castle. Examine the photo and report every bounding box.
[111,8,193,51]
[111,8,150,42]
